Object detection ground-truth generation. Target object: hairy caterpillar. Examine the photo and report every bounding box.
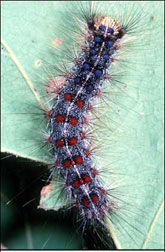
[1,1,164,249]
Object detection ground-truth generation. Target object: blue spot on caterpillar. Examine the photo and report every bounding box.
[90,48,96,55]
[94,69,102,77]
[107,40,113,47]
[82,63,90,71]
[94,36,102,43]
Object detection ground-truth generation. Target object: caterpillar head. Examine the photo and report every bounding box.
[87,15,126,39]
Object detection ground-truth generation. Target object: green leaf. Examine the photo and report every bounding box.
[38,181,74,211]
[1,1,164,249]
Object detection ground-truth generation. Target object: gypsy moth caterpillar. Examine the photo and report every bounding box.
[1,1,164,249]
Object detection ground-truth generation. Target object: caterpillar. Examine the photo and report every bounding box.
[1,1,164,250]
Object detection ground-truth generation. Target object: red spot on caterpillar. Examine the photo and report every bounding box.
[88,103,93,110]
[83,175,92,183]
[47,110,52,117]
[81,131,86,139]
[56,88,62,94]
[64,159,71,168]
[82,196,90,206]
[68,137,77,146]
[65,180,70,187]
[74,156,83,164]
[55,160,59,167]
[76,99,84,108]
[84,149,91,157]
[48,136,52,143]
[55,114,64,123]
[91,168,99,176]
[56,139,64,147]
[83,117,87,124]
[64,93,72,101]
[69,117,78,125]
[99,209,105,215]
[90,193,99,203]
[97,88,101,96]
[99,188,106,195]
[73,179,80,188]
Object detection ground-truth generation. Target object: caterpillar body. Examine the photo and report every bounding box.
[49,15,125,222]
[1,1,164,250]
